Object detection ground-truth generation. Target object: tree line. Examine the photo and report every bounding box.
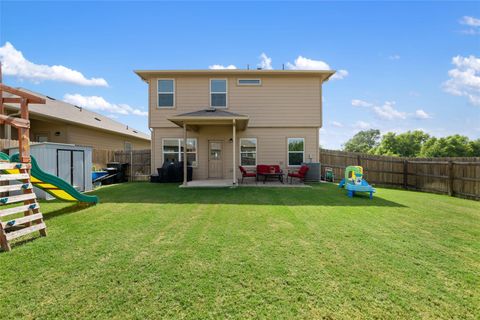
[343,129,480,157]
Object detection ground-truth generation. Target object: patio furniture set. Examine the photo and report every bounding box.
[238,164,309,184]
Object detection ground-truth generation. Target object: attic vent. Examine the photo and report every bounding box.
[133,130,138,133]
[46,96,56,100]
[74,105,83,111]
[94,117,101,121]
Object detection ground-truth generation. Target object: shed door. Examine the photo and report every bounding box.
[72,151,85,191]
[57,149,86,191]
[58,150,71,183]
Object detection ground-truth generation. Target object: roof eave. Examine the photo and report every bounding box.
[134,69,336,81]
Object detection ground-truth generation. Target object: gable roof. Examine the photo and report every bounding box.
[175,108,247,118]
[3,88,150,141]
[135,69,335,82]
[168,108,249,130]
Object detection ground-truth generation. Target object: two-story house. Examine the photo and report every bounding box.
[135,69,334,186]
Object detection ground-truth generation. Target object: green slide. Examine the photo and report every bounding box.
[1,152,98,204]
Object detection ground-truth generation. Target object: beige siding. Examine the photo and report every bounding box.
[152,127,319,179]
[30,119,68,143]
[66,126,150,150]
[149,76,322,128]
[2,118,150,151]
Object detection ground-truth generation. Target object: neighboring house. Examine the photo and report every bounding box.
[135,69,334,184]
[1,88,150,150]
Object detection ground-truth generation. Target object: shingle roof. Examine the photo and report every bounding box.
[3,88,150,141]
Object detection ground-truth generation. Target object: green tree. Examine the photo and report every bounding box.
[420,135,474,157]
[343,129,381,153]
[372,130,430,157]
[468,139,480,156]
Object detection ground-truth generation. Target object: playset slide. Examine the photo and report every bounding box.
[338,165,376,199]
[0,152,98,204]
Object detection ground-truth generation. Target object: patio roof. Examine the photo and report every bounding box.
[168,108,249,131]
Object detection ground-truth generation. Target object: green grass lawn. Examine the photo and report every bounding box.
[1,183,479,319]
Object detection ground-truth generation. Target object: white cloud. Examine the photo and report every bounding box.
[208,64,237,70]
[351,99,373,107]
[373,101,407,120]
[354,121,371,129]
[257,53,272,70]
[286,56,330,70]
[388,54,401,60]
[63,94,147,116]
[0,42,108,87]
[460,16,480,27]
[331,69,349,80]
[331,121,344,127]
[414,109,431,119]
[443,55,480,106]
[459,16,480,35]
[286,55,348,80]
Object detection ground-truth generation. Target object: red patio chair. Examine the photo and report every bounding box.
[288,165,309,184]
[238,166,256,184]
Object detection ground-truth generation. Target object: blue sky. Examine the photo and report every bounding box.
[1,1,479,149]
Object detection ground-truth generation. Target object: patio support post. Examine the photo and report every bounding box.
[183,123,187,186]
[232,119,236,185]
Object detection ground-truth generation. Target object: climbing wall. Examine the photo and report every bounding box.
[0,161,47,251]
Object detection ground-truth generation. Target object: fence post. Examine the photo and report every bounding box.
[403,160,408,189]
[130,151,133,182]
[448,161,454,196]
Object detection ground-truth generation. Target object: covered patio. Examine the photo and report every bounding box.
[168,108,249,187]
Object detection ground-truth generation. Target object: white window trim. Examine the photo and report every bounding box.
[210,78,228,108]
[157,79,175,108]
[237,78,262,86]
[162,138,198,167]
[239,138,257,167]
[287,138,305,167]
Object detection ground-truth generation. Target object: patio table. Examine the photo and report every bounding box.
[257,172,284,184]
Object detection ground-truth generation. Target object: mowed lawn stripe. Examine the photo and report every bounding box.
[0,182,478,319]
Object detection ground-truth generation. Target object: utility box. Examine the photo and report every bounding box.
[8,142,93,200]
[302,162,321,182]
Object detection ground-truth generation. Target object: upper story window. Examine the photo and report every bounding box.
[210,79,227,108]
[158,79,175,108]
[237,79,261,86]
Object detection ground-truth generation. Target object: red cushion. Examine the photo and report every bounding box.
[299,165,309,175]
[288,173,301,178]
[257,164,281,174]
[239,166,256,177]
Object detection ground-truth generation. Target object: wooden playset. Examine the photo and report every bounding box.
[0,64,47,251]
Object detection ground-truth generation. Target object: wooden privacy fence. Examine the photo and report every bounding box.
[92,149,116,170]
[113,149,151,181]
[0,139,19,151]
[319,149,480,200]
[91,149,151,181]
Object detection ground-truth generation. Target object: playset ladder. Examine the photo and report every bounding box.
[0,163,46,252]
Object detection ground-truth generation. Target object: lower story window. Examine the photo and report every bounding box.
[240,138,257,166]
[288,138,304,166]
[162,138,197,166]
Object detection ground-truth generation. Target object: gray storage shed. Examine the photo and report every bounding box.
[9,143,93,200]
